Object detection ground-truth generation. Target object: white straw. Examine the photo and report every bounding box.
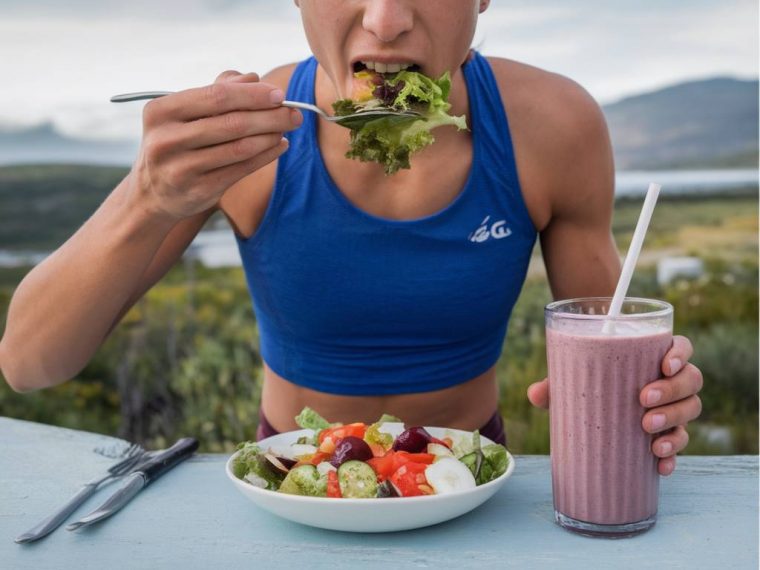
[603,182,662,334]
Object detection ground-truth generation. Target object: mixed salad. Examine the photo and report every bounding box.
[231,407,509,499]
[333,68,468,175]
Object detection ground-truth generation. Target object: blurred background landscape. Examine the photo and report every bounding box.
[0,0,757,454]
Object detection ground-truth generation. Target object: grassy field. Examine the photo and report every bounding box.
[0,167,757,454]
[0,164,128,251]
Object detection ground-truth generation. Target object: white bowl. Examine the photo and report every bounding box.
[225,427,515,532]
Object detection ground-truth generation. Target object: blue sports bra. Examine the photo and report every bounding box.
[236,52,537,395]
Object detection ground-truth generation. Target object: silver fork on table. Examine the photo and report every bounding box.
[15,444,146,544]
[110,91,423,128]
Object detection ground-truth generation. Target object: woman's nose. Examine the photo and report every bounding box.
[362,0,414,43]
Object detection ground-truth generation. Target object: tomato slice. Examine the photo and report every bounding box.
[390,463,432,497]
[318,423,367,445]
[309,452,331,465]
[368,450,437,482]
[392,451,435,472]
[400,452,436,464]
[327,470,341,498]
[367,452,396,481]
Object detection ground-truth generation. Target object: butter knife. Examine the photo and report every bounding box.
[65,437,199,531]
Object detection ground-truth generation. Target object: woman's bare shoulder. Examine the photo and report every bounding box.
[485,56,613,221]
[261,62,300,89]
[485,56,607,143]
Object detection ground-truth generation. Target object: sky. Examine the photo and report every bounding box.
[0,0,757,140]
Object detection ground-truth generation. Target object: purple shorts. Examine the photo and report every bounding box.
[256,408,507,447]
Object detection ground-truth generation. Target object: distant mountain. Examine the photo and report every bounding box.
[0,122,138,166]
[603,77,758,169]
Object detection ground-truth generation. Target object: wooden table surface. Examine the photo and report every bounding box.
[1,417,758,569]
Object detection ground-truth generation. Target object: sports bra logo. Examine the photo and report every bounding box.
[468,216,512,243]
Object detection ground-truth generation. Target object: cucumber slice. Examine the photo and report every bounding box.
[459,450,484,480]
[337,460,378,498]
[425,456,477,494]
[278,465,327,497]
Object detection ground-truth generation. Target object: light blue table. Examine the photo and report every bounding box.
[1,417,757,569]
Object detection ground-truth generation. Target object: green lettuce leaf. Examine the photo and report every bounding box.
[232,442,285,490]
[482,444,509,481]
[453,427,509,485]
[462,444,509,485]
[278,465,328,497]
[449,429,481,459]
[332,98,357,116]
[376,413,402,424]
[295,407,332,431]
[363,413,404,449]
[387,70,452,111]
[335,70,467,175]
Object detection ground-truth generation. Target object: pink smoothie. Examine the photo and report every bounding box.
[547,322,672,526]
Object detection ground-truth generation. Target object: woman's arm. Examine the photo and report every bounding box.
[0,188,210,391]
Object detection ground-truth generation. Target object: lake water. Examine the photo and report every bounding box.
[615,169,758,196]
[1,169,757,268]
[0,250,48,268]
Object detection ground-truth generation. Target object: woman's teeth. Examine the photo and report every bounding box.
[361,61,413,74]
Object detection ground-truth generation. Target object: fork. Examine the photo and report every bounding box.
[15,444,146,544]
[93,441,142,459]
[110,91,423,128]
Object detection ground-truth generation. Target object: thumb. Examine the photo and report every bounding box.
[527,378,549,409]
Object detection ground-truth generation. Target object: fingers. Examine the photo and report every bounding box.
[197,138,289,191]
[188,133,286,172]
[132,69,294,220]
[527,379,549,409]
[642,394,702,433]
[144,81,286,124]
[640,363,703,408]
[640,335,702,472]
[179,107,302,150]
[641,344,703,435]
[652,425,689,458]
[658,455,677,476]
[662,335,693,377]
[149,133,286,192]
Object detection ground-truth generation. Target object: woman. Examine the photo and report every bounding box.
[0,1,702,475]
